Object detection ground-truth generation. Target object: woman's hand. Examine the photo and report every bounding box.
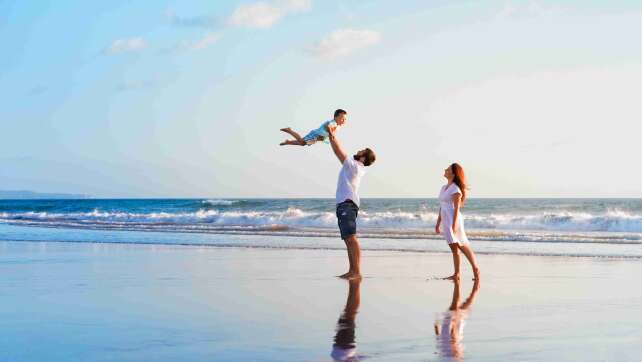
[435,224,441,235]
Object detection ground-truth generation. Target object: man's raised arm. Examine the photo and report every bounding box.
[328,125,347,164]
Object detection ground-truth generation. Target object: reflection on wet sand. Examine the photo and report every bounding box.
[331,279,362,361]
[435,280,480,360]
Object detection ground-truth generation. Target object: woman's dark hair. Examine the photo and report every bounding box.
[450,163,467,204]
[334,109,347,118]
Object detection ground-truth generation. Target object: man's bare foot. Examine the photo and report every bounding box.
[444,274,460,281]
[280,127,291,132]
[337,272,351,278]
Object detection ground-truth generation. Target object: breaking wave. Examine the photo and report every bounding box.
[1,207,641,245]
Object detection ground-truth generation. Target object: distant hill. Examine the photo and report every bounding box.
[0,190,91,199]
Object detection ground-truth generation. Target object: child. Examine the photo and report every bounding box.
[279,109,347,146]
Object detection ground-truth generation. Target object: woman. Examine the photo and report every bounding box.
[435,163,480,280]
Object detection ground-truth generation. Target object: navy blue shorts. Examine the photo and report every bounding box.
[336,201,359,240]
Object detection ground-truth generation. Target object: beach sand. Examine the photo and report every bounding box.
[1,240,641,361]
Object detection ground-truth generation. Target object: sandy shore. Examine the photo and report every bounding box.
[1,240,641,361]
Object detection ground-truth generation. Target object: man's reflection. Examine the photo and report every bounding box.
[331,278,362,361]
[434,279,480,360]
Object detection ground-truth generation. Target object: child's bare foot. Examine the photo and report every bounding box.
[280,127,291,132]
[280,140,288,146]
[444,274,460,281]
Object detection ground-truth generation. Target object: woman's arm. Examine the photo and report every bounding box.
[435,208,442,234]
[452,193,462,233]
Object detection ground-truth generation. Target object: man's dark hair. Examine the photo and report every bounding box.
[363,148,376,167]
[334,109,347,118]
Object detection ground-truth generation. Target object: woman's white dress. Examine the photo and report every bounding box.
[439,183,469,244]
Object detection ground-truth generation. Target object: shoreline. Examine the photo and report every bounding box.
[2,220,642,259]
[4,238,642,260]
[5,221,642,243]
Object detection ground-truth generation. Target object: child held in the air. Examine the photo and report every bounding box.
[279,109,347,146]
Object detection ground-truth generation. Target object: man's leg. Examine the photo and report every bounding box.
[345,237,355,271]
[339,235,361,280]
[337,237,354,278]
[337,203,360,279]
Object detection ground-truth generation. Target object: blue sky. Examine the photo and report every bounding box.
[1,0,641,197]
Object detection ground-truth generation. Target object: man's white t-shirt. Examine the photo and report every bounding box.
[335,158,366,207]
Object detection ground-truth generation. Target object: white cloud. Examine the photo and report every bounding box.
[229,3,282,28]
[495,2,517,19]
[494,0,563,21]
[166,10,216,28]
[105,37,146,54]
[190,32,221,50]
[280,0,311,12]
[163,32,221,53]
[229,0,311,29]
[311,29,380,60]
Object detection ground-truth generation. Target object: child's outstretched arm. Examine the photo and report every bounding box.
[328,126,347,164]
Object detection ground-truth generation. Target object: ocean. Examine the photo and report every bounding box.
[1,198,641,258]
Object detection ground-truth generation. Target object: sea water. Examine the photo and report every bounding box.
[1,198,641,257]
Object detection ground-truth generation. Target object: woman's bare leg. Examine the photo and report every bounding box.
[445,243,460,280]
[458,243,480,280]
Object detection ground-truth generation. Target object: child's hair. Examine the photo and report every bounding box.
[334,109,347,118]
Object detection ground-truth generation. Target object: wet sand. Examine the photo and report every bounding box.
[1,241,641,361]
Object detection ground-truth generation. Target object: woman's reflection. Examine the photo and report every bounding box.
[434,279,480,360]
[331,278,362,361]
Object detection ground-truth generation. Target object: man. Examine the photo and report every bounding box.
[327,124,376,280]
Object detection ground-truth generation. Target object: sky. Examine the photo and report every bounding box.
[1,0,641,198]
